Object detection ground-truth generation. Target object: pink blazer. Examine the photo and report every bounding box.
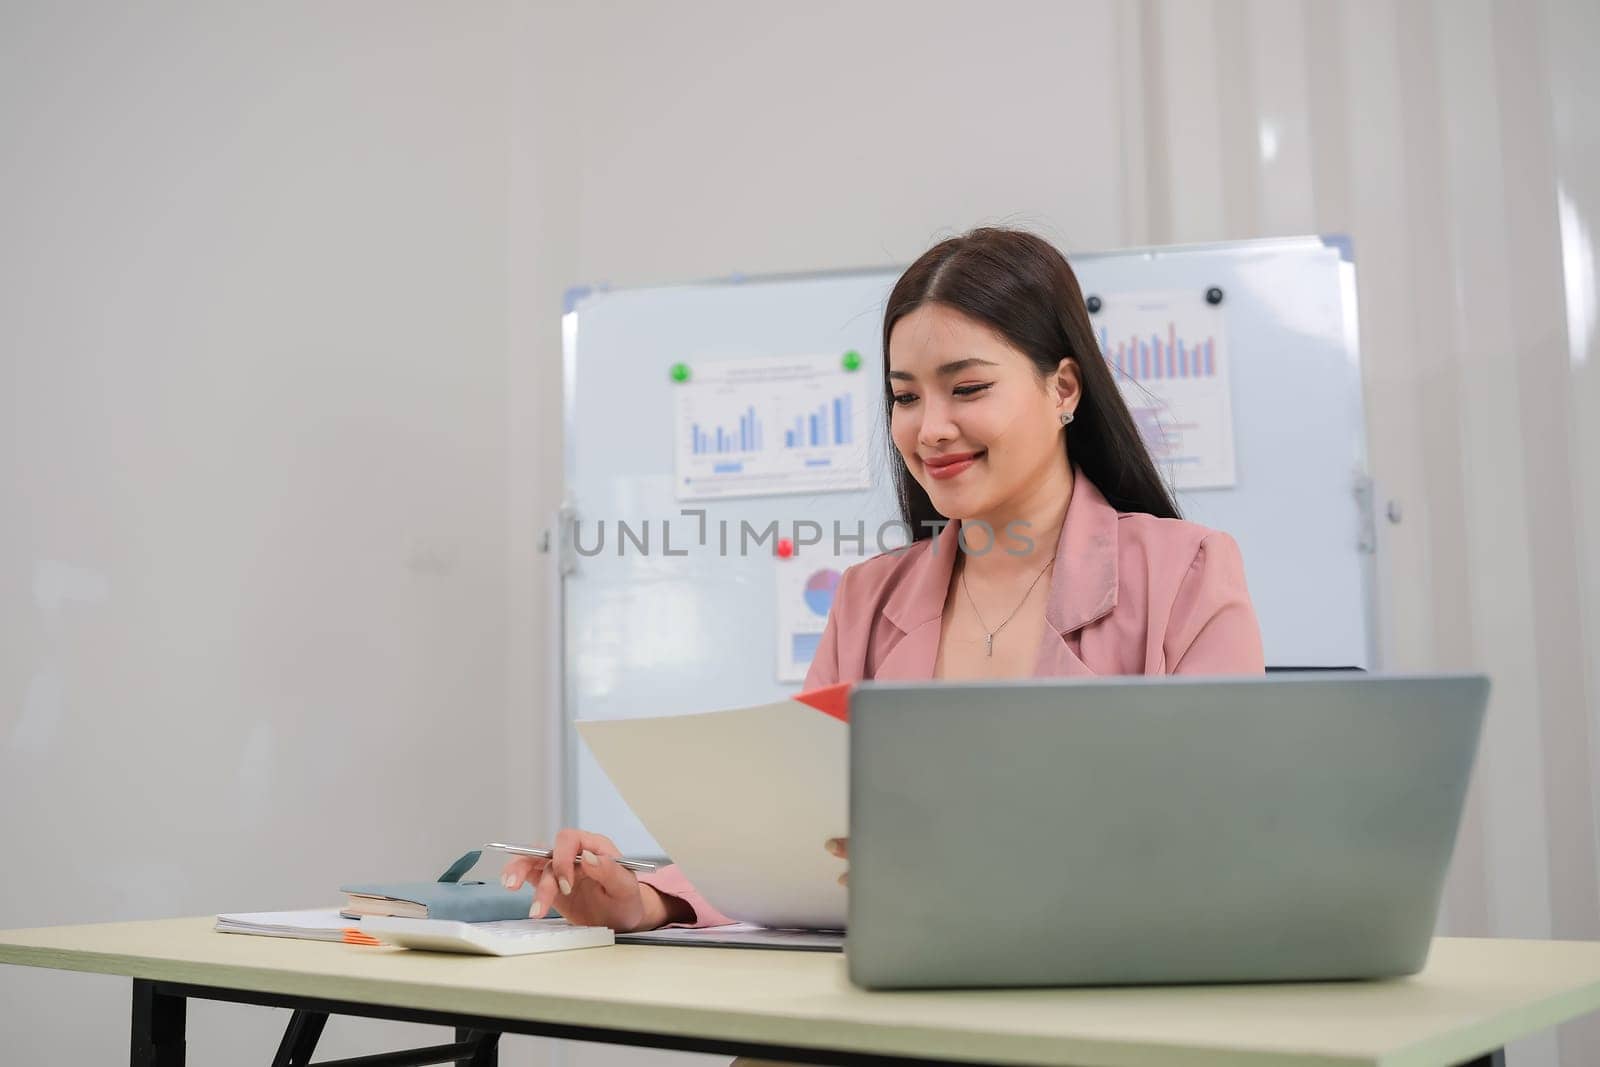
[638,472,1265,927]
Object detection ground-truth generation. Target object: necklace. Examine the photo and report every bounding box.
[960,556,1055,657]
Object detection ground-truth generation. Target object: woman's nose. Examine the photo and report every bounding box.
[918,399,957,446]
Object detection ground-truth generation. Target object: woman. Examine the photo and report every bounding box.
[503,228,1265,931]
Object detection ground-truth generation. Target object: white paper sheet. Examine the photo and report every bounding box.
[577,700,847,929]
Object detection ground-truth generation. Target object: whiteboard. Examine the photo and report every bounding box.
[558,237,1375,855]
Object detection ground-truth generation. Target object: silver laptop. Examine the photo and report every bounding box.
[846,673,1488,989]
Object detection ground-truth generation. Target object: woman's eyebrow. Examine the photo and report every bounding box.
[887,356,999,381]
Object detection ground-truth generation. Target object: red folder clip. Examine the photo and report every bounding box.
[794,681,852,723]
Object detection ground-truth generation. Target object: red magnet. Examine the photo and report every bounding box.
[776,538,795,559]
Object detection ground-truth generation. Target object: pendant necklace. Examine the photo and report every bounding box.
[960,556,1055,657]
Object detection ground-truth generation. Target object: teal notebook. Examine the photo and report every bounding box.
[340,850,538,922]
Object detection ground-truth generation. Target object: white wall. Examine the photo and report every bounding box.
[0,2,549,1063]
[565,0,1127,283]
[5,2,1599,1066]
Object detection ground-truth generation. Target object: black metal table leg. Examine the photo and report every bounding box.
[130,979,186,1066]
[454,1028,499,1066]
[272,1009,329,1066]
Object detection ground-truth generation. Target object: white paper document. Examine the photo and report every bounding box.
[577,699,848,929]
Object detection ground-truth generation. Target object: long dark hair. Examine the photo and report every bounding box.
[882,228,1181,539]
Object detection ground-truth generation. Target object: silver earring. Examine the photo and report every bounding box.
[1059,411,1075,426]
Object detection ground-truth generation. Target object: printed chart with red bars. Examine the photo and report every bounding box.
[1094,290,1237,490]
[1098,324,1218,382]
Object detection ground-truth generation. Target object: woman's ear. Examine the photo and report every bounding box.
[1053,357,1083,417]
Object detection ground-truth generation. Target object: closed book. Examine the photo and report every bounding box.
[340,850,536,923]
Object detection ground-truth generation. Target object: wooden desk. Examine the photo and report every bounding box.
[4,919,1600,1066]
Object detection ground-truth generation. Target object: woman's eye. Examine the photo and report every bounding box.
[953,384,991,398]
[891,393,917,406]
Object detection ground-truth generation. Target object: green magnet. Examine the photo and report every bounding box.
[670,362,691,383]
[841,350,862,371]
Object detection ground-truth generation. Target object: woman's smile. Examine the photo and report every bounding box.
[922,449,986,480]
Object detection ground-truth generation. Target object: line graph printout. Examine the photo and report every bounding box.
[1095,291,1237,489]
[674,354,873,501]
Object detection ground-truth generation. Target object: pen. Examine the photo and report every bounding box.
[484,842,658,873]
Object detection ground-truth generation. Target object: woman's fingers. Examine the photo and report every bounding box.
[512,829,636,920]
[501,856,546,891]
[550,829,629,899]
[581,849,639,900]
[549,829,590,897]
[825,838,849,888]
[532,862,561,918]
[585,832,623,859]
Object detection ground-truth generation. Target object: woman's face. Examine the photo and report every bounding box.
[887,303,1079,522]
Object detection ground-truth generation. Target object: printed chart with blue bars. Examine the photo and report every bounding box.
[688,394,855,455]
[789,566,841,664]
[675,353,872,501]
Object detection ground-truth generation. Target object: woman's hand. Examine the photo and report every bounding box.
[826,837,849,885]
[500,828,677,933]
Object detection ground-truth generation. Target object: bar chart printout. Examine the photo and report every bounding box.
[1094,290,1237,489]
[674,353,874,501]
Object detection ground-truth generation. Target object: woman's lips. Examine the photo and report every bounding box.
[923,450,985,480]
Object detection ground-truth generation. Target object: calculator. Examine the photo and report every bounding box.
[360,917,615,956]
